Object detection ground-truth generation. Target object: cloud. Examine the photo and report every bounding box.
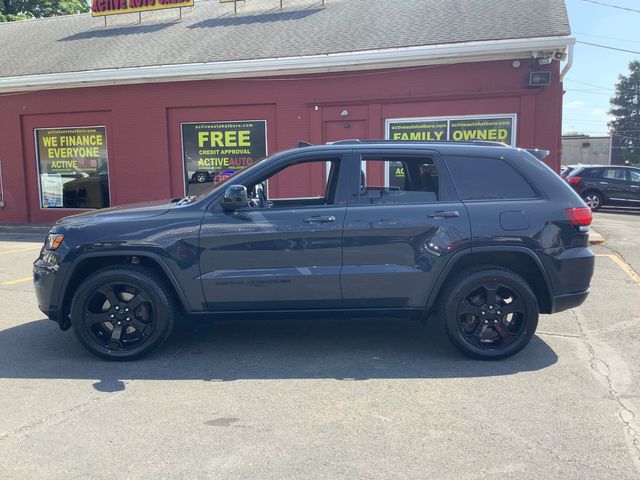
[565,100,585,108]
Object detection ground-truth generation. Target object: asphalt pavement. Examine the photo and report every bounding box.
[0,214,639,479]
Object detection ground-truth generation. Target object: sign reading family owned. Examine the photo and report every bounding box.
[91,0,194,16]
[181,121,267,194]
[387,116,516,146]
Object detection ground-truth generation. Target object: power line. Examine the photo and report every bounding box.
[565,88,614,96]
[565,79,615,91]
[574,32,640,44]
[578,0,640,13]
[576,40,640,54]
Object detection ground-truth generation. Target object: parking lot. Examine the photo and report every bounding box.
[1,211,639,480]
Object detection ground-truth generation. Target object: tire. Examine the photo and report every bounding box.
[195,172,208,183]
[582,191,603,211]
[440,266,539,360]
[70,265,177,360]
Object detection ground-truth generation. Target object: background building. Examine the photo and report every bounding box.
[0,0,573,224]
[562,135,612,166]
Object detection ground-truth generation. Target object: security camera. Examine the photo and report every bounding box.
[531,50,553,64]
[553,50,567,61]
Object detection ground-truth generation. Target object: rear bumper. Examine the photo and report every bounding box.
[552,289,590,313]
[542,247,595,313]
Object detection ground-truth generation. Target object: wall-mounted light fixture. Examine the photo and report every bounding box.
[528,71,551,87]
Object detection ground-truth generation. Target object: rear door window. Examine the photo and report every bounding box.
[357,155,440,204]
[445,156,536,201]
[580,168,603,179]
[603,168,626,181]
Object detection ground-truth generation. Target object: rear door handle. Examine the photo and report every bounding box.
[631,185,640,189]
[427,210,460,219]
[303,215,336,224]
[599,181,609,185]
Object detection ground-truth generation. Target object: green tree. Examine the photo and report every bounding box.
[0,0,89,22]
[609,60,640,165]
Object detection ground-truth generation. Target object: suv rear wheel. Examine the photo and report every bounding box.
[582,191,603,211]
[70,266,176,360]
[440,267,539,360]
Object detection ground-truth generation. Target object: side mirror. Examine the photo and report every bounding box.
[221,185,249,211]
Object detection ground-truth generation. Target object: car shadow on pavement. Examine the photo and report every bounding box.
[0,317,558,392]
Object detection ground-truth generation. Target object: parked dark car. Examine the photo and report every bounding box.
[565,165,640,210]
[34,141,595,361]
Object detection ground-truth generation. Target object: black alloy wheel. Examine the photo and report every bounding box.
[441,267,538,360]
[84,283,155,351]
[70,266,176,360]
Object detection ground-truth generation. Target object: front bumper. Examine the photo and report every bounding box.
[33,252,69,329]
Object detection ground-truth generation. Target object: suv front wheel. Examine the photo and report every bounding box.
[70,266,177,360]
[440,267,539,360]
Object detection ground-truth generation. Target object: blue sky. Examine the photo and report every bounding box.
[563,0,640,136]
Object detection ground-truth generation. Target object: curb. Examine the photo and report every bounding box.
[589,228,605,246]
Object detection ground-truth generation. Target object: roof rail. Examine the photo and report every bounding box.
[327,139,509,147]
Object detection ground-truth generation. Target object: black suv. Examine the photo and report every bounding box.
[565,165,640,210]
[34,141,595,360]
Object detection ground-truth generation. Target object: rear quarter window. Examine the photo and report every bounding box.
[445,156,537,201]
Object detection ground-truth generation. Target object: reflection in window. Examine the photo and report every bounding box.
[359,156,440,204]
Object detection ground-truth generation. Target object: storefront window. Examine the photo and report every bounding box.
[181,121,267,196]
[36,126,110,209]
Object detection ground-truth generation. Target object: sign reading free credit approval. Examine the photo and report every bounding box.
[91,0,194,16]
[181,120,267,194]
[387,115,516,146]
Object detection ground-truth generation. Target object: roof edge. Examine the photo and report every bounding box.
[0,35,575,94]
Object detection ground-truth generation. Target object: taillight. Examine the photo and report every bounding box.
[564,207,592,227]
[567,176,581,185]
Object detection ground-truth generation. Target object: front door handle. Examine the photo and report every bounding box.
[427,210,460,219]
[599,181,609,185]
[630,185,640,189]
[304,215,336,224]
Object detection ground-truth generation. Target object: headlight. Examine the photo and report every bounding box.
[45,233,64,251]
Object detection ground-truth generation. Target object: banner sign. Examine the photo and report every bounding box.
[181,120,267,193]
[386,115,516,186]
[386,115,516,146]
[35,126,110,209]
[36,127,108,174]
[91,0,194,17]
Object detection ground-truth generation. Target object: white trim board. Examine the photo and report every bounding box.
[0,36,575,94]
